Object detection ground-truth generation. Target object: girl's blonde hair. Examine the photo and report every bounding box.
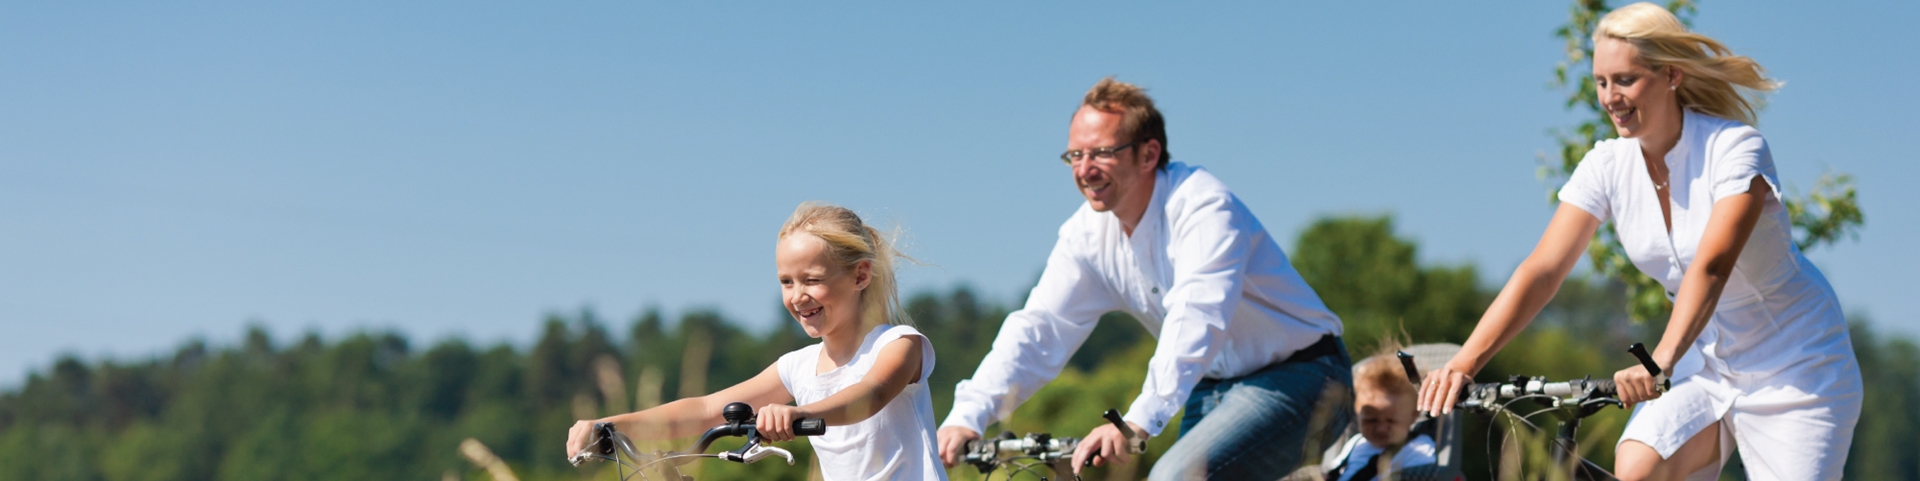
[1596,2,1780,126]
[777,202,913,327]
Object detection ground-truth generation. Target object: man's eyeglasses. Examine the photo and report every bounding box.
[1059,141,1136,165]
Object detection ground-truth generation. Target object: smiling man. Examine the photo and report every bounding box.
[936,77,1353,479]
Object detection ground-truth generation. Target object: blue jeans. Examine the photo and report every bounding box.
[1148,341,1353,480]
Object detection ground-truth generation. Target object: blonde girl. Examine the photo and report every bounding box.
[1417,4,1861,480]
[566,202,946,481]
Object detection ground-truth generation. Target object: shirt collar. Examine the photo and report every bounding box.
[1666,109,1704,168]
[1128,165,1172,241]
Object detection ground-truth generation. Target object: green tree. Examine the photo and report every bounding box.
[1289,215,1489,349]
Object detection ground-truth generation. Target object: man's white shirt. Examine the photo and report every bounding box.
[943,161,1342,436]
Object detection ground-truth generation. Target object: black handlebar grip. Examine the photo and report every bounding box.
[1396,351,1422,385]
[1101,409,1129,434]
[793,418,827,436]
[1626,343,1662,378]
[591,422,616,455]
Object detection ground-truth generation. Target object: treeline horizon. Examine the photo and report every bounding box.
[4,215,1916,480]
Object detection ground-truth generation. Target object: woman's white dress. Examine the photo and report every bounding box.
[1557,110,1862,480]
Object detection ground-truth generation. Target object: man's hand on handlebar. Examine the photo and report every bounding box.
[1070,420,1147,475]
[936,425,980,468]
[1417,363,1475,416]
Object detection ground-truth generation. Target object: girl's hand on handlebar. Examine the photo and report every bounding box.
[755,404,808,442]
[566,420,598,459]
[1613,364,1664,406]
[1417,365,1474,416]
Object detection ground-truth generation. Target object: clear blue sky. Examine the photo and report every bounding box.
[4,1,1915,387]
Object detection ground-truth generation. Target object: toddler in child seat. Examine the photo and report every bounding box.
[1323,344,1437,481]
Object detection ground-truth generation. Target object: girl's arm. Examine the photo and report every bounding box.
[1614,176,1769,405]
[1418,202,1600,415]
[755,336,924,441]
[566,363,793,457]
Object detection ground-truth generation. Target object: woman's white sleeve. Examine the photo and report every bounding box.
[1557,143,1615,223]
[1709,127,1780,202]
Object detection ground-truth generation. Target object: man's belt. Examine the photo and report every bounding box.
[1280,333,1343,365]
[1203,333,1345,383]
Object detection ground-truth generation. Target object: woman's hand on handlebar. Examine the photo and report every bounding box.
[1613,364,1665,406]
[755,404,810,442]
[936,426,980,468]
[1417,364,1475,416]
[566,419,599,459]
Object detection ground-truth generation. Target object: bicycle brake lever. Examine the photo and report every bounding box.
[744,445,796,465]
[720,442,793,465]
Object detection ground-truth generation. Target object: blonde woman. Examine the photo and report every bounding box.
[1416,4,1861,480]
[566,202,946,481]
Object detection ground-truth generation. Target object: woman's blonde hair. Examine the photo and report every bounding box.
[1596,2,1780,126]
[777,202,913,327]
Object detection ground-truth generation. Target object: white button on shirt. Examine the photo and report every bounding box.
[943,162,1343,436]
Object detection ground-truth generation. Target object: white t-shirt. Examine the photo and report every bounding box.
[1329,433,1437,481]
[776,324,946,481]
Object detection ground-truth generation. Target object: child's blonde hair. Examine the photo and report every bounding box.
[777,202,913,327]
[1353,338,1414,402]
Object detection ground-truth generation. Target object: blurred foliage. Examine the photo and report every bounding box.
[1785,171,1866,250]
[0,214,1912,479]
[1540,0,1863,323]
[1292,216,1488,351]
[1842,319,1920,480]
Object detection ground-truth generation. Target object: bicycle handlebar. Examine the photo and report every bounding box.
[1457,376,1617,410]
[569,402,826,467]
[1400,342,1672,412]
[963,432,1081,463]
[686,417,826,455]
[961,409,1146,473]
